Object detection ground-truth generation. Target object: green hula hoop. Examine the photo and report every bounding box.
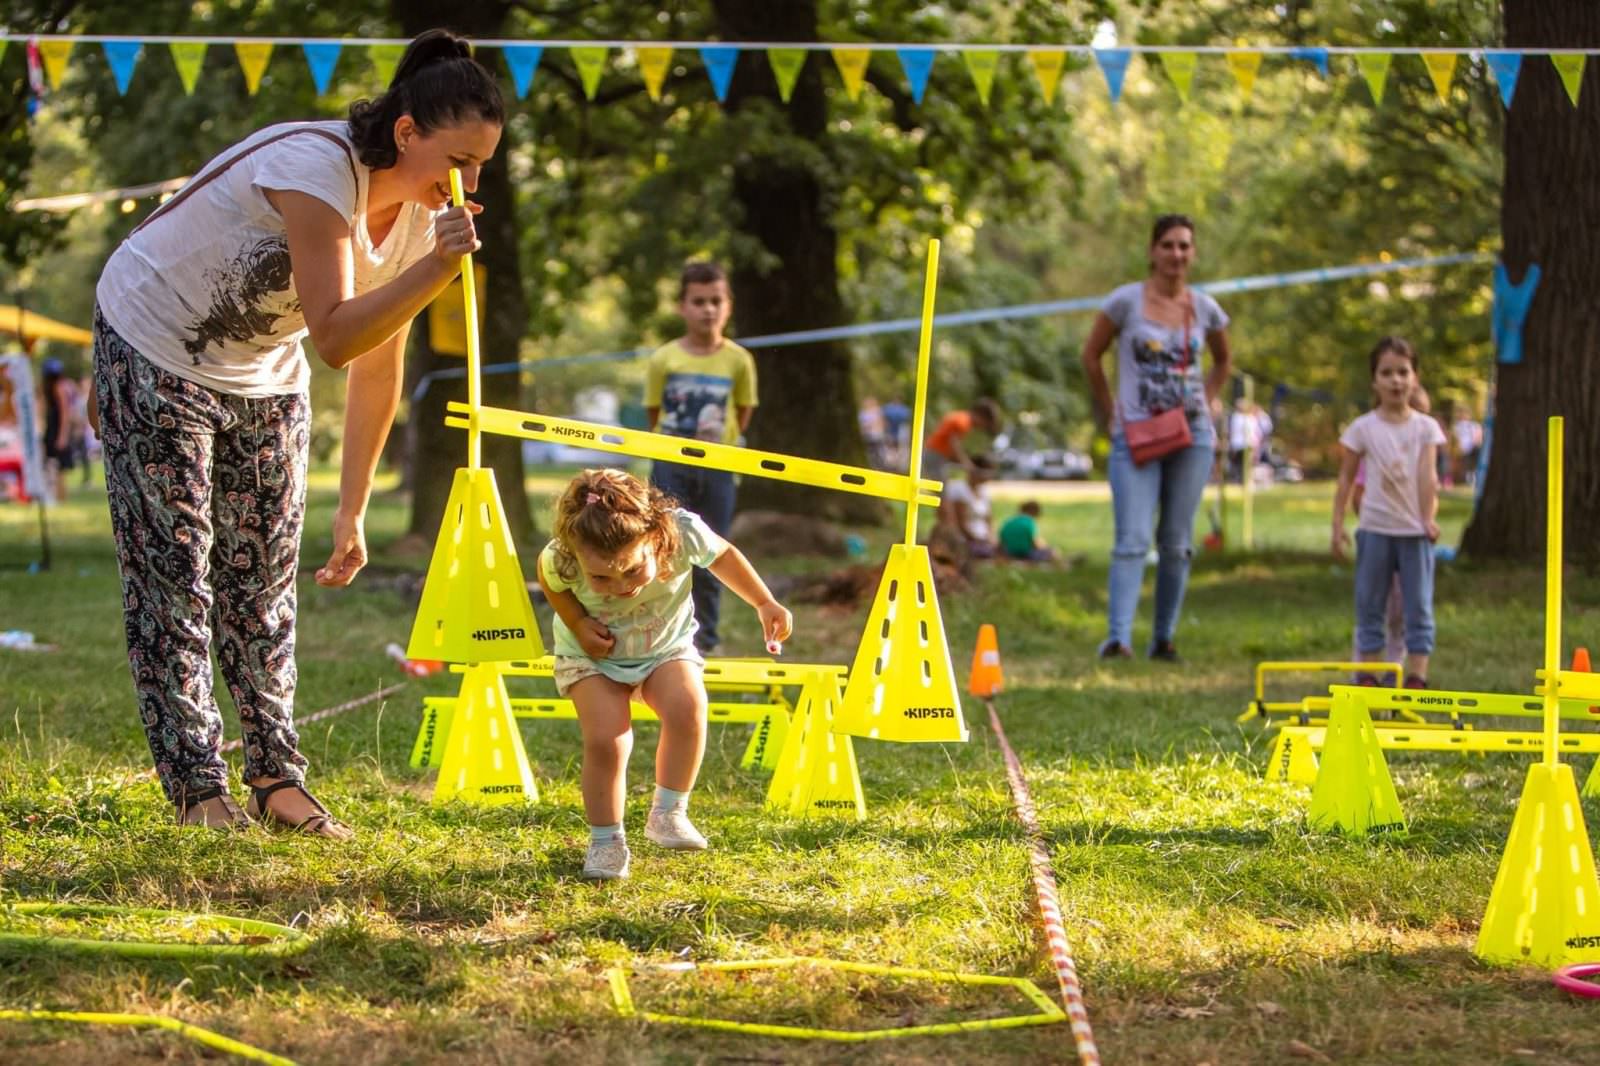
[0,1009,298,1066]
[0,903,311,959]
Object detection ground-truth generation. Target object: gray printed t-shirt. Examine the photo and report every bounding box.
[1101,281,1229,442]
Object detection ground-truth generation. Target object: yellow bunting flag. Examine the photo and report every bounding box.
[169,41,206,96]
[37,39,73,90]
[768,47,805,102]
[1355,52,1391,105]
[1159,50,1197,102]
[1552,54,1587,107]
[570,45,607,100]
[636,46,672,101]
[234,42,272,95]
[1027,49,1066,104]
[830,47,870,101]
[368,43,403,88]
[1226,50,1262,100]
[1422,51,1457,103]
[963,49,999,107]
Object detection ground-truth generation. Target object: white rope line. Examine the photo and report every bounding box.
[987,699,1100,1066]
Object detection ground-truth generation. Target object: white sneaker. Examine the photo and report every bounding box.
[645,807,708,851]
[582,836,631,880]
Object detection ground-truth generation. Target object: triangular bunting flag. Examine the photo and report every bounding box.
[700,45,739,102]
[368,43,403,88]
[1226,50,1262,100]
[896,47,935,105]
[831,47,870,102]
[406,467,545,663]
[1093,48,1131,104]
[636,45,672,102]
[1159,50,1197,102]
[1355,52,1391,105]
[1290,46,1329,78]
[431,663,538,807]
[1422,51,1458,104]
[234,42,273,96]
[833,544,968,743]
[767,47,805,102]
[963,49,999,107]
[1483,50,1522,109]
[37,39,73,91]
[302,41,341,96]
[571,45,607,100]
[1028,49,1066,104]
[102,41,141,96]
[1308,688,1405,836]
[502,44,542,100]
[169,41,206,96]
[1552,53,1586,108]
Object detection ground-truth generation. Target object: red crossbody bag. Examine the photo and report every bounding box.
[1122,293,1196,467]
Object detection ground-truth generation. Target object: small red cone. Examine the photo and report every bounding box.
[1574,647,1591,673]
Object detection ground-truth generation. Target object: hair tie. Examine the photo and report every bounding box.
[585,492,601,505]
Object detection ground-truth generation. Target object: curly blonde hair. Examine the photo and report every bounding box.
[548,468,682,584]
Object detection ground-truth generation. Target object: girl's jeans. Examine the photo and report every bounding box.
[1353,529,1435,656]
[1105,433,1215,651]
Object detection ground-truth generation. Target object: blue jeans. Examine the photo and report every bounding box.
[1105,434,1215,651]
[1353,530,1435,655]
[651,461,737,650]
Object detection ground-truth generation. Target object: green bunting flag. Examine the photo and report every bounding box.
[571,45,607,99]
[1159,50,1197,102]
[1552,54,1586,107]
[963,49,999,107]
[1355,52,1391,105]
[768,47,805,102]
[369,43,403,89]
[234,42,272,95]
[831,47,870,101]
[637,46,671,101]
[1422,51,1457,103]
[1227,50,1262,100]
[1028,49,1065,104]
[170,41,206,96]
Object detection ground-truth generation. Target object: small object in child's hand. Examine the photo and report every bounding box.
[766,640,783,656]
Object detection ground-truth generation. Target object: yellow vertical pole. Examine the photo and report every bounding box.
[1544,416,1564,765]
[449,168,482,470]
[902,239,942,546]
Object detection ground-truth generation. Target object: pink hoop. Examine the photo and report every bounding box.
[1553,963,1600,999]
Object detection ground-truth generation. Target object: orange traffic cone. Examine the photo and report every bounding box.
[1574,647,1591,673]
[968,624,1003,698]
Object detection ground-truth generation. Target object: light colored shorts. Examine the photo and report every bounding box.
[553,649,705,698]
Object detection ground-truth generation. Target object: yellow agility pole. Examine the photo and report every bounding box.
[452,167,483,470]
[1543,415,1563,763]
[903,238,941,545]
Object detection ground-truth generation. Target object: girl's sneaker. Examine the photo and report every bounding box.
[583,836,631,880]
[1403,675,1429,690]
[645,807,708,850]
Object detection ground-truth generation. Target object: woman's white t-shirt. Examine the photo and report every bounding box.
[96,121,439,397]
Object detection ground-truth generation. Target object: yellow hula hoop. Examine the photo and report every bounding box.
[0,902,311,959]
[0,1009,298,1066]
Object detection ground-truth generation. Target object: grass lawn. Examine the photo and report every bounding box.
[3,470,1600,1064]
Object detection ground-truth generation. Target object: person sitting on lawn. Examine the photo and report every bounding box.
[938,453,997,560]
[998,500,1058,563]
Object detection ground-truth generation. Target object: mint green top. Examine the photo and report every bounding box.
[999,513,1039,558]
[538,509,726,685]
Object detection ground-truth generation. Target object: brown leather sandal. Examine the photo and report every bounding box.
[176,785,253,829]
[246,780,352,840]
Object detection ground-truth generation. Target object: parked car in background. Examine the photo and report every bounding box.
[1030,447,1093,481]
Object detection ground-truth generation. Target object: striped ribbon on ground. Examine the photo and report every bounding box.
[987,699,1100,1066]
[218,682,409,754]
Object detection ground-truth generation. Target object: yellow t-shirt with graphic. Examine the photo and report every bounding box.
[644,340,758,446]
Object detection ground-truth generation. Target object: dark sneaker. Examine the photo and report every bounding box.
[1403,674,1429,690]
[1097,640,1133,660]
[1149,640,1182,663]
[1355,673,1382,687]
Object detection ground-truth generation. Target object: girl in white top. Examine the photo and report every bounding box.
[91,30,502,835]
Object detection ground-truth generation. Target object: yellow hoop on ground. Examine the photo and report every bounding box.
[607,956,1065,1041]
[0,903,310,959]
[0,1009,296,1066]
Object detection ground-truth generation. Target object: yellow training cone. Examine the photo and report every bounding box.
[1266,728,1319,785]
[1476,761,1600,967]
[1308,687,1405,836]
[410,697,453,769]
[784,671,865,819]
[432,662,538,806]
[406,467,544,663]
[833,544,968,742]
[739,705,792,773]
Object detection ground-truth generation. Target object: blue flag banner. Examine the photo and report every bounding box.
[503,44,543,99]
[1290,46,1329,77]
[897,47,936,104]
[1094,48,1132,104]
[1484,51,1522,109]
[302,42,342,95]
[1493,260,1540,366]
[701,45,739,102]
[102,40,141,95]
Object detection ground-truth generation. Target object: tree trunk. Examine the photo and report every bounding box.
[393,2,536,546]
[1462,1,1600,564]
[713,0,884,525]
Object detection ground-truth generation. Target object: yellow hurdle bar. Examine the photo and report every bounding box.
[1537,669,1600,702]
[447,656,847,687]
[449,404,942,508]
[1240,661,1404,722]
[1328,683,1600,721]
[1279,724,1600,756]
[1544,416,1564,765]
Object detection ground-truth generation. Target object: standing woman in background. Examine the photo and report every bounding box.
[1081,214,1233,661]
[91,29,502,834]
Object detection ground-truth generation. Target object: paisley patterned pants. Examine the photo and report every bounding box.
[93,308,309,806]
